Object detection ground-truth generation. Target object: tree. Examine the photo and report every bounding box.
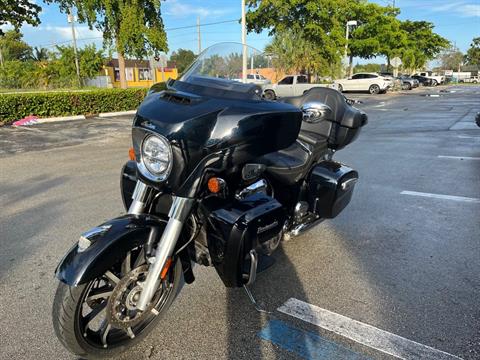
[439,49,465,71]
[47,0,168,89]
[0,30,33,64]
[465,37,480,65]
[170,49,196,73]
[353,63,381,73]
[32,47,50,62]
[346,2,397,75]
[50,44,104,86]
[0,0,41,35]
[400,20,449,71]
[265,28,331,79]
[246,0,349,65]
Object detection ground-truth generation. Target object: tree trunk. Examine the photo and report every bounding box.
[349,55,354,77]
[387,56,391,72]
[117,49,128,89]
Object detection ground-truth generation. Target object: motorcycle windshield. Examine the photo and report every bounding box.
[179,42,268,95]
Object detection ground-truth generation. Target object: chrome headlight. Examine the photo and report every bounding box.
[140,134,172,181]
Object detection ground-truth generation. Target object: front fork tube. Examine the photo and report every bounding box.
[128,181,193,311]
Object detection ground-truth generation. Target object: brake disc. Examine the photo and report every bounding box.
[105,265,164,330]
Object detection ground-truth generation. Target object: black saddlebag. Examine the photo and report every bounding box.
[308,161,358,218]
[205,193,286,287]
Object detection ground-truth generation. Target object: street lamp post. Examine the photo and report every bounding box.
[344,20,357,78]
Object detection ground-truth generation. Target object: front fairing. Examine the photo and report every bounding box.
[132,79,302,197]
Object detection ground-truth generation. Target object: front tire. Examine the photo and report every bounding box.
[369,84,380,94]
[337,84,343,93]
[263,90,276,100]
[52,256,182,359]
[432,79,438,86]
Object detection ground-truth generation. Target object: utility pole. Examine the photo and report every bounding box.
[0,47,4,67]
[241,0,247,83]
[68,8,81,87]
[197,17,201,55]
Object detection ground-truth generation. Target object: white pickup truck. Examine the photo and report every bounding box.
[413,71,444,86]
[262,75,328,99]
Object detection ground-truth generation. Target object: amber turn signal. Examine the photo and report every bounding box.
[128,147,136,161]
[207,177,224,194]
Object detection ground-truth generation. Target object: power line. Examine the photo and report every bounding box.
[32,19,239,49]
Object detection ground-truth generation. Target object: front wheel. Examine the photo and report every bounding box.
[431,79,438,86]
[52,252,182,359]
[263,89,276,100]
[337,84,343,93]
[369,84,380,94]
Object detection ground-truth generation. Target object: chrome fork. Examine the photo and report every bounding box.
[128,181,194,311]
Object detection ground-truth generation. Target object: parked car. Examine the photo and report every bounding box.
[476,112,480,127]
[334,73,392,94]
[411,75,434,86]
[397,75,420,90]
[233,73,271,85]
[262,74,327,99]
[463,76,479,83]
[413,71,444,86]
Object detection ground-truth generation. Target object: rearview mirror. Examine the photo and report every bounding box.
[301,102,333,123]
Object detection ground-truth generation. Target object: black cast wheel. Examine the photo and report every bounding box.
[52,250,182,359]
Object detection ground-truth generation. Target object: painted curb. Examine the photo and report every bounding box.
[35,115,86,123]
[12,110,137,126]
[98,110,137,118]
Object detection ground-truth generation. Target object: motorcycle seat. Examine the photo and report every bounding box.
[257,138,327,185]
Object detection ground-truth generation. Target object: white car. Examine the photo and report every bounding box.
[262,74,328,99]
[233,73,271,85]
[334,73,392,94]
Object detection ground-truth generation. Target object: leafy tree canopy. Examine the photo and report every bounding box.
[0,30,33,61]
[170,49,196,73]
[400,20,449,69]
[0,0,41,35]
[465,37,480,65]
[46,0,168,59]
[439,49,464,70]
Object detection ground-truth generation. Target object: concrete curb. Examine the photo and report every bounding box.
[14,110,137,126]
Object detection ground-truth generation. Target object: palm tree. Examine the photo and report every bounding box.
[31,47,49,62]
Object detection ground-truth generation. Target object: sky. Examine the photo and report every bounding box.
[2,0,480,64]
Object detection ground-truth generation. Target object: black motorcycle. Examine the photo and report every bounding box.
[52,43,367,358]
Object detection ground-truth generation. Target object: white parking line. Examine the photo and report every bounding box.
[438,155,480,160]
[278,298,463,360]
[400,190,480,203]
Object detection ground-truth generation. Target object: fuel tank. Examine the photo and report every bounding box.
[132,80,302,196]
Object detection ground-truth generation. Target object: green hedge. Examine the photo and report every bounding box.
[0,86,164,125]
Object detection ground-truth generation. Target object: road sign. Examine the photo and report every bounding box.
[391,57,402,68]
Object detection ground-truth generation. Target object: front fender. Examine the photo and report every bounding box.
[56,214,167,286]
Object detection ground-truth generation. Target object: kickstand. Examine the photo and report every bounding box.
[242,285,272,314]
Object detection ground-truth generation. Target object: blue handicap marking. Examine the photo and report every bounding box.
[258,319,371,360]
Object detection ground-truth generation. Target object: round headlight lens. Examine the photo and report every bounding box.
[141,135,172,178]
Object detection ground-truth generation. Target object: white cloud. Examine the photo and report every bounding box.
[42,25,103,40]
[163,0,235,18]
[455,4,480,17]
[429,1,480,17]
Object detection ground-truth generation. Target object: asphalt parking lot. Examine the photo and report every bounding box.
[0,85,479,360]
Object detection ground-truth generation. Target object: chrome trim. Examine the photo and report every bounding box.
[341,178,358,191]
[235,179,267,200]
[128,181,149,215]
[301,102,333,123]
[134,127,173,182]
[136,196,194,311]
[245,250,258,285]
[290,218,324,237]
